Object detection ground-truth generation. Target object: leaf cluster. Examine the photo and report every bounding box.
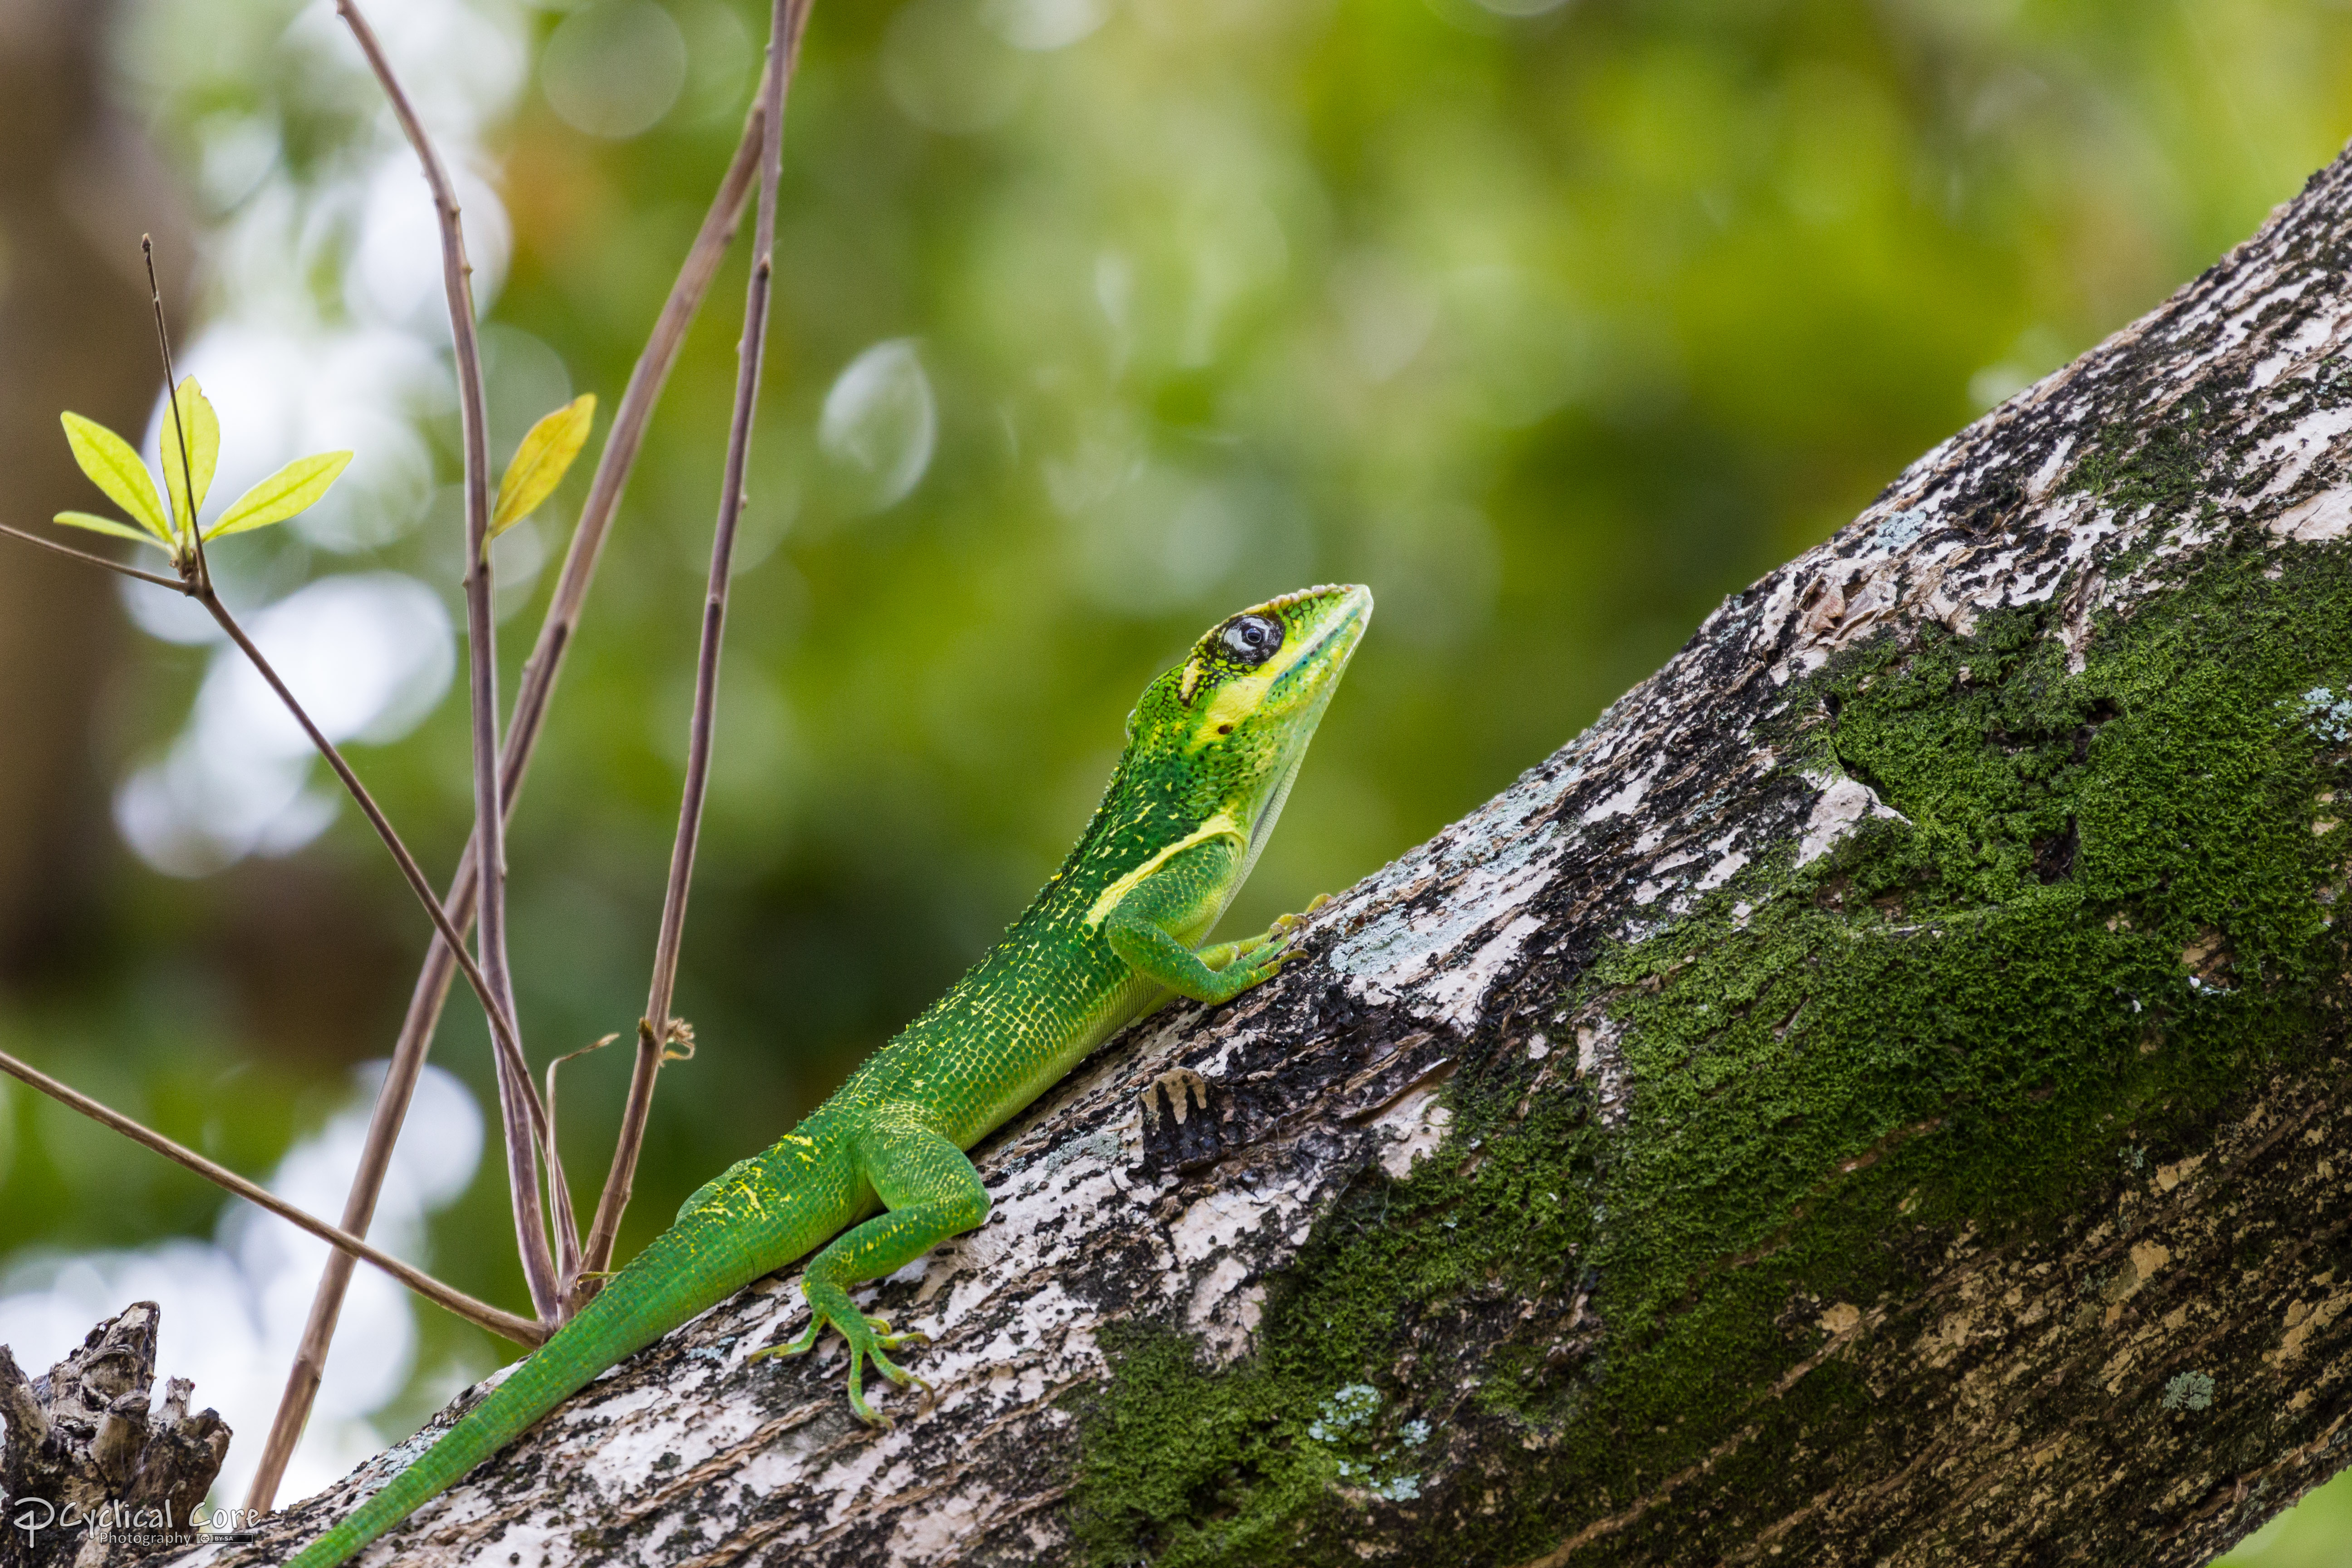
[55,378,350,568]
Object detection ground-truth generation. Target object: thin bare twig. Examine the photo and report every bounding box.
[243,104,769,1513]
[334,0,563,1326]
[581,0,814,1289]
[136,241,546,1172]
[4,532,548,1177]
[0,1048,544,1347]
[144,237,214,596]
[0,524,186,591]
[545,1034,622,1200]
[127,243,554,1180]
[193,587,542,1144]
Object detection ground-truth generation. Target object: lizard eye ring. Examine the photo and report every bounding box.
[1220,614,1282,666]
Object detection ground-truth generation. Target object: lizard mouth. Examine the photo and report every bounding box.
[1264,584,1372,709]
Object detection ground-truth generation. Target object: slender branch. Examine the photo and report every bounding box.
[0,524,187,591]
[143,236,213,596]
[334,0,562,1327]
[5,529,551,1183]
[242,105,768,1513]
[544,1034,621,1205]
[195,587,544,1140]
[0,1047,544,1348]
[579,0,813,1289]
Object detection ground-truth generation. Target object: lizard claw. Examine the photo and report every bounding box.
[1269,893,1333,938]
[755,1308,935,1427]
[747,1317,825,1363]
[847,1324,933,1427]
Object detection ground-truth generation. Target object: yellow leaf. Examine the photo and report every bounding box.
[59,413,170,545]
[159,377,220,539]
[53,511,172,551]
[206,451,354,540]
[492,394,597,538]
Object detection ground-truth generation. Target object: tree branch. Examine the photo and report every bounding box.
[240,103,769,1514]
[185,134,2352,1568]
[0,1302,232,1568]
[579,0,814,1289]
[191,585,543,1155]
[145,235,214,598]
[0,523,185,591]
[0,1049,542,1348]
[333,0,561,1328]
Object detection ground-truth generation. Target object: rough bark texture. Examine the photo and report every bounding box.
[177,139,2352,1566]
[0,1303,230,1568]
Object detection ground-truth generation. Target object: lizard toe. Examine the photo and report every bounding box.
[748,1318,824,1363]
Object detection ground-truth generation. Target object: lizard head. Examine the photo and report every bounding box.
[1126,583,1373,863]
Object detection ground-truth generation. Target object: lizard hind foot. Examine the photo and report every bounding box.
[753,1309,935,1426]
[748,1311,921,1363]
[746,1317,825,1363]
[845,1312,936,1425]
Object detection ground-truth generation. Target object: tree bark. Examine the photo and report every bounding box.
[0,1302,230,1568]
[181,138,2352,1566]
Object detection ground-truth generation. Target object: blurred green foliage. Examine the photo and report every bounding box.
[3,0,2352,1548]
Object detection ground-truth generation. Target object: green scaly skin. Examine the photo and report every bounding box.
[288,583,1372,1568]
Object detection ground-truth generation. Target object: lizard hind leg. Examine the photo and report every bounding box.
[751,1114,989,1426]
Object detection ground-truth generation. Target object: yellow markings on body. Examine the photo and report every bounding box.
[1083,813,1244,929]
[783,1134,814,1147]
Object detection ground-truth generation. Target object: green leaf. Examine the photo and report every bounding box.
[205,451,354,540]
[491,394,597,539]
[53,511,172,551]
[159,377,220,539]
[59,413,170,545]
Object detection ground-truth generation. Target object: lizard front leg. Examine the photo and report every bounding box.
[1197,892,1333,973]
[750,1112,987,1425]
[1103,838,1307,1004]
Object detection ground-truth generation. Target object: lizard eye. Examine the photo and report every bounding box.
[1220,614,1283,666]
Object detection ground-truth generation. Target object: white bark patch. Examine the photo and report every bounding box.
[1796,774,1906,867]
[2250,307,2339,387]
[2252,403,2352,498]
[2027,435,2075,498]
[2271,485,2352,542]
[1374,1085,1453,1178]
[1187,1261,1264,1359]
[1172,1186,1290,1266]
[1694,828,1750,892]
[1330,820,1566,1012]
[1417,912,1547,1029]
[886,1481,1013,1565]
[1580,757,1664,824]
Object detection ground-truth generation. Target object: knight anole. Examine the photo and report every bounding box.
[288,582,1372,1567]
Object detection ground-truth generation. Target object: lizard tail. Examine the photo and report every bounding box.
[285,1202,794,1568]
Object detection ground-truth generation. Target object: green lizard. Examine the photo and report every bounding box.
[287,582,1371,1568]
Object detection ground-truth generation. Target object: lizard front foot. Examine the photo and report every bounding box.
[1269,892,1333,937]
[752,1311,932,1426]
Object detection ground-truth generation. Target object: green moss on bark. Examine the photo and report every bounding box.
[1069,533,2352,1567]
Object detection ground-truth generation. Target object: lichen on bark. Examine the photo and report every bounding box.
[1070,146,2352,1567]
